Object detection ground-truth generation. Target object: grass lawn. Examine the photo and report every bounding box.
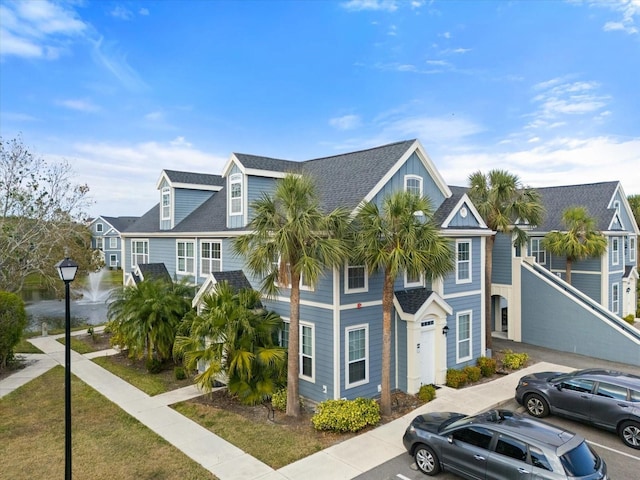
[0,366,217,480]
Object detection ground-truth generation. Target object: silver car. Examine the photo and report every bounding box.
[515,368,640,449]
[402,409,607,479]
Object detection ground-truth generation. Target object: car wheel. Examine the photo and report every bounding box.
[619,420,640,449]
[414,444,441,476]
[525,393,549,418]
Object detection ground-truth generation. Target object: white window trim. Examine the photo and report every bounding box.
[279,320,290,349]
[96,237,103,250]
[611,283,620,314]
[404,270,424,288]
[161,186,171,221]
[456,310,472,363]
[456,239,472,284]
[300,322,315,382]
[612,237,619,266]
[345,324,369,389]
[176,240,195,275]
[273,257,314,291]
[404,174,423,196]
[96,223,103,233]
[109,237,117,249]
[199,240,222,277]
[613,200,620,215]
[131,239,149,268]
[344,263,368,294]
[630,236,636,263]
[229,173,243,216]
[109,254,117,267]
[531,238,546,265]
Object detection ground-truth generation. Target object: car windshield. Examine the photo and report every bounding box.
[560,442,600,476]
[549,370,581,382]
[438,415,470,433]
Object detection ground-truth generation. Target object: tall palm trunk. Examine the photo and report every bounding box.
[565,259,573,285]
[484,235,495,351]
[286,272,301,417]
[380,271,395,416]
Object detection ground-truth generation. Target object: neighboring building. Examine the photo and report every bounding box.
[89,215,139,269]
[120,140,493,402]
[489,181,640,365]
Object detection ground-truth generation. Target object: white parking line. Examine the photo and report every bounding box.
[396,474,412,480]
[588,441,640,461]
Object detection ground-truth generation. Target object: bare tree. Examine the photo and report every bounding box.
[0,135,95,294]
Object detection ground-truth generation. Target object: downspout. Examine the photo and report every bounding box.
[333,266,341,400]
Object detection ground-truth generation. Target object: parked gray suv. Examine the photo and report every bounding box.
[515,368,640,449]
[402,409,607,479]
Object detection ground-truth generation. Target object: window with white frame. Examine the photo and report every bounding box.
[456,240,471,283]
[630,236,636,263]
[96,237,103,250]
[405,270,423,288]
[345,263,368,293]
[613,200,620,215]
[530,238,546,264]
[405,175,423,196]
[300,323,314,380]
[109,237,117,249]
[346,325,368,387]
[229,173,243,215]
[161,187,171,220]
[279,321,289,349]
[200,241,221,275]
[612,283,619,314]
[177,241,195,274]
[96,223,103,233]
[457,311,472,362]
[109,254,117,267]
[612,237,619,265]
[131,240,149,267]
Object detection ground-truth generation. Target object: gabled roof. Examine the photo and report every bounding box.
[156,170,224,190]
[230,154,302,176]
[100,216,140,233]
[532,181,620,232]
[394,288,452,321]
[122,204,161,234]
[192,270,254,307]
[131,263,172,284]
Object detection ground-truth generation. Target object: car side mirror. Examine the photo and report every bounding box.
[447,435,454,444]
[555,383,562,391]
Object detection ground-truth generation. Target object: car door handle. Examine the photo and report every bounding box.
[518,467,530,474]
[473,454,485,461]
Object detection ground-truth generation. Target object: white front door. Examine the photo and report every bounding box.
[419,325,435,386]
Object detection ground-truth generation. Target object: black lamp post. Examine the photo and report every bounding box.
[56,257,78,480]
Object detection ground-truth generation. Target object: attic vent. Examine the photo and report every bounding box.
[421,320,434,327]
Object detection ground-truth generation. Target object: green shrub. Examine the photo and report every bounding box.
[271,388,287,411]
[623,314,635,325]
[446,368,468,388]
[145,357,163,374]
[417,384,436,403]
[502,350,529,370]
[476,356,497,377]
[311,398,380,433]
[0,291,28,370]
[174,366,187,380]
[463,365,482,383]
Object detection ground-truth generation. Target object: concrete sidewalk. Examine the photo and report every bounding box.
[1,333,582,480]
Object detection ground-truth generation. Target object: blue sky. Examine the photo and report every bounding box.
[1,0,639,218]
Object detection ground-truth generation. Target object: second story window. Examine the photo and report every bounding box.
[96,237,103,250]
[456,240,471,283]
[345,263,368,293]
[531,238,546,264]
[131,240,149,267]
[612,237,619,266]
[630,236,636,263]
[109,237,117,249]
[161,187,171,220]
[405,175,423,196]
[229,173,243,215]
[96,223,103,233]
[177,241,195,274]
[200,241,221,275]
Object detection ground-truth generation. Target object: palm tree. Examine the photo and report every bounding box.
[233,174,350,417]
[468,170,544,350]
[107,278,193,364]
[542,206,607,285]
[353,190,454,416]
[174,282,286,405]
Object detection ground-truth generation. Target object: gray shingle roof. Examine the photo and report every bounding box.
[212,270,253,292]
[135,263,172,283]
[532,181,619,232]
[164,170,225,187]
[172,187,229,233]
[433,186,466,226]
[394,288,435,314]
[102,216,140,233]
[123,204,161,233]
[232,154,302,174]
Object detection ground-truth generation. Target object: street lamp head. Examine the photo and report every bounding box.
[56,257,79,282]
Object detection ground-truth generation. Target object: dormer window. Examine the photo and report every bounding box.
[96,223,103,233]
[405,175,423,196]
[230,173,243,216]
[161,187,171,220]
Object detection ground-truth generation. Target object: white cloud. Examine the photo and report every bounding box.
[341,0,399,12]
[56,99,100,112]
[110,6,134,21]
[591,0,639,35]
[0,1,87,59]
[139,8,150,16]
[329,114,363,130]
[145,111,165,121]
[90,36,147,91]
